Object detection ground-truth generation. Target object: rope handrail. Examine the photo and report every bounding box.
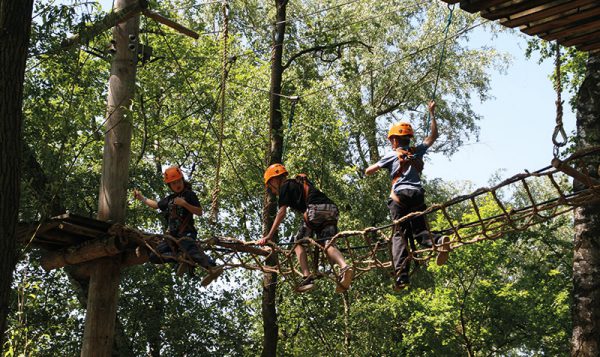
[116,146,600,289]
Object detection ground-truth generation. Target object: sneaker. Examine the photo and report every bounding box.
[201,266,224,287]
[436,236,451,266]
[296,276,315,293]
[394,275,409,292]
[335,266,354,293]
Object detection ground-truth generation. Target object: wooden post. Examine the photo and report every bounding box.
[80,257,121,356]
[81,0,140,355]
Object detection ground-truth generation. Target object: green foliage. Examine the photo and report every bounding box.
[11,0,573,355]
[526,39,589,109]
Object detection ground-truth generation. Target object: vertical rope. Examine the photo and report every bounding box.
[552,42,567,158]
[426,4,454,136]
[211,0,229,223]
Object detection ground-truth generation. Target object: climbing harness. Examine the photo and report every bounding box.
[391,147,424,184]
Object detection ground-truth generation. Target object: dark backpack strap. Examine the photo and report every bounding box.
[296,174,314,229]
[295,174,311,206]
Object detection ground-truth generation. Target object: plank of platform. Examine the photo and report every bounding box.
[522,5,600,35]
[40,235,129,270]
[501,0,597,27]
[461,0,512,13]
[53,213,112,232]
[542,18,600,44]
[484,0,565,21]
[439,0,600,52]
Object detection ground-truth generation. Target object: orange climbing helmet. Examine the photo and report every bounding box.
[163,166,184,183]
[264,163,288,186]
[387,122,414,139]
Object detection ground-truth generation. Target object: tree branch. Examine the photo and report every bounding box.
[282,40,371,70]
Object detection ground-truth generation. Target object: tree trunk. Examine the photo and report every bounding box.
[261,1,288,356]
[82,0,139,355]
[0,0,34,349]
[364,114,380,162]
[571,53,600,357]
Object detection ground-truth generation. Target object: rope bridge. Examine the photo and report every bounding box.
[20,147,600,290]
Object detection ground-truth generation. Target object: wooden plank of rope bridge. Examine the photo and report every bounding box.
[212,239,271,257]
[501,0,597,27]
[551,158,600,187]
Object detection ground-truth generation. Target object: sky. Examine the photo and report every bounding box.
[426,29,576,188]
[96,0,577,188]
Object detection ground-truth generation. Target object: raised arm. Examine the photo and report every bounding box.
[133,188,159,209]
[423,100,438,147]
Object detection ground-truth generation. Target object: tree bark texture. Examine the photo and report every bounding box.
[83,0,140,355]
[80,257,121,357]
[0,0,34,349]
[261,1,288,356]
[571,53,600,357]
[97,0,139,224]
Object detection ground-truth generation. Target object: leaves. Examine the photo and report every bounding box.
[10,0,572,355]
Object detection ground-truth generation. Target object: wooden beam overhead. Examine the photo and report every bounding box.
[542,17,600,42]
[461,0,513,13]
[142,9,200,39]
[561,29,600,47]
[483,0,565,21]
[440,0,600,52]
[578,40,600,52]
[522,5,600,36]
[501,0,597,28]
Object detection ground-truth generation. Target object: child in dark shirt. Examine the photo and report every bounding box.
[133,166,222,285]
[257,164,354,293]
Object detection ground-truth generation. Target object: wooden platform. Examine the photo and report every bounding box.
[17,213,270,271]
[441,0,600,52]
[17,213,113,251]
